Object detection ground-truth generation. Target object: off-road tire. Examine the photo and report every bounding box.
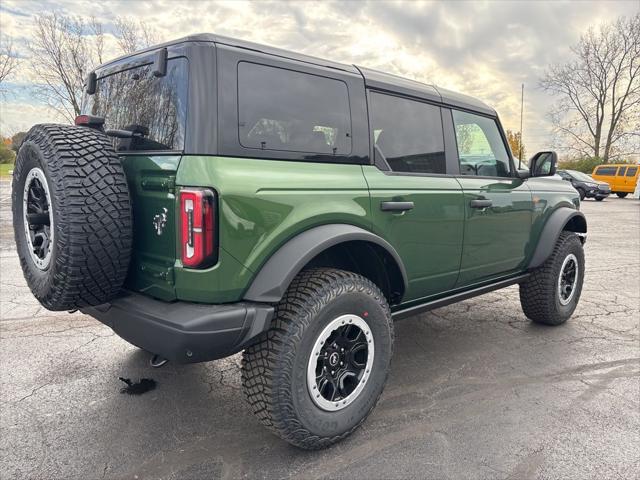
[241,268,394,450]
[12,124,132,311]
[576,188,586,201]
[519,232,584,326]
[616,192,628,198]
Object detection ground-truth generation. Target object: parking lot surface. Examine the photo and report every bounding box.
[1,177,638,479]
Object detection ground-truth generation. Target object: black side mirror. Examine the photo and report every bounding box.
[529,151,558,177]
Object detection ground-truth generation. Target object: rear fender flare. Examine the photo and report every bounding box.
[528,208,586,270]
[243,224,408,303]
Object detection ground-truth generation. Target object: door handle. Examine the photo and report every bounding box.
[380,201,415,212]
[470,198,492,209]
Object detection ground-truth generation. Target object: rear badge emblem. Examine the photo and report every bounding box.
[153,208,168,236]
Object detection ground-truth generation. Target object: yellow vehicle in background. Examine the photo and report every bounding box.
[592,164,639,198]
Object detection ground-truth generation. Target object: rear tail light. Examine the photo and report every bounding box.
[180,188,217,268]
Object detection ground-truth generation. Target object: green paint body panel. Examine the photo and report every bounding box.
[455,177,533,285]
[121,155,181,301]
[121,153,580,307]
[174,156,371,303]
[362,166,464,301]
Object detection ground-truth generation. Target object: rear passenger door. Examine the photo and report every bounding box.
[363,91,465,303]
[449,110,533,286]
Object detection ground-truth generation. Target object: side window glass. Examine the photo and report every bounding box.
[369,92,446,174]
[452,110,511,177]
[626,166,638,177]
[596,167,617,176]
[237,62,352,156]
[618,166,627,176]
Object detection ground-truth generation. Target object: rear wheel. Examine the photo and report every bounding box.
[241,268,393,449]
[12,124,132,310]
[616,192,628,198]
[520,232,584,326]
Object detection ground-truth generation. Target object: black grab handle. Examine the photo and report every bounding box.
[470,198,493,209]
[380,201,415,212]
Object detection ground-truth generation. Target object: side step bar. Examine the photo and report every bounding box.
[392,273,530,320]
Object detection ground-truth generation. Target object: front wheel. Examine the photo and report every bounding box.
[520,232,585,326]
[616,192,628,198]
[241,268,393,449]
[576,188,586,201]
[595,196,605,201]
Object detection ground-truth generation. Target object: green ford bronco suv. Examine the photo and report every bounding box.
[12,34,586,449]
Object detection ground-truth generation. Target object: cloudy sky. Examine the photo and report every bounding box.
[1,0,638,154]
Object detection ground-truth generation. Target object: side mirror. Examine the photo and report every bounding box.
[529,151,558,177]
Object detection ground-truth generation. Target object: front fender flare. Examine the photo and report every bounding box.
[528,208,586,270]
[243,224,408,303]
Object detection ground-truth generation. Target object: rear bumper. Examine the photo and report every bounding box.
[82,292,274,363]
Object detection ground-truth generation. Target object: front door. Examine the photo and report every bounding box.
[449,109,533,286]
[364,91,465,303]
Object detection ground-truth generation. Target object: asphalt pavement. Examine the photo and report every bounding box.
[1,177,638,480]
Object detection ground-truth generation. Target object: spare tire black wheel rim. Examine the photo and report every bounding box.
[23,167,54,270]
[307,314,374,411]
[558,253,578,306]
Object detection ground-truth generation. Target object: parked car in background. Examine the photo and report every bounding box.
[592,164,639,198]
[557,169,610,201]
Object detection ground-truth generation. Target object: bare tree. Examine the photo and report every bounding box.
[114,17,158,54]
[28,13,101,121]
[0,38,20,86]
[28,13,158,122]
[540,14,640,161]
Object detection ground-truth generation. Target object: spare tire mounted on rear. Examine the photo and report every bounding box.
[12,124,132,311]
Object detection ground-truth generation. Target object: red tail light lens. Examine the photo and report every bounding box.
[180,188,217,268]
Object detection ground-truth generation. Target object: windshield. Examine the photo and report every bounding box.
[84,57,188,152]
[566,170,596,183]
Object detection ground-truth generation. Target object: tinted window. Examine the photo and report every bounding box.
[452,110,511,177]
[626,166,638,177]
[86,58,188,151]
[237,62,352,156]
[595,166,618,176]
[369,92,445,174]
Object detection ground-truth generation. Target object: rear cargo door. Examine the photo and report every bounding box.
[82,55,189,300]
[121,155,180,300]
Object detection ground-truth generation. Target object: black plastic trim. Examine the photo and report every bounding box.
[243,224,409,303]
[82,292,274,363]
[392,273,529,320]
[528,208,587,269]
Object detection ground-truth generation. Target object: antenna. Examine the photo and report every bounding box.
[519,83,524,168]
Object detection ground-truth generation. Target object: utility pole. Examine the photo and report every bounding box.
[519,83,524,168]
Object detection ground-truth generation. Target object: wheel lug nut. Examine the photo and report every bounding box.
[340,362,343,366]
[331,370,335,375]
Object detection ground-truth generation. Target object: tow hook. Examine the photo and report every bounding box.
[150,354,169,368]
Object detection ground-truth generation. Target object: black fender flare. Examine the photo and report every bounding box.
[528,208,587,270]
[243,224,409,303]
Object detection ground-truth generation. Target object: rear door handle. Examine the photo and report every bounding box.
[380,201,415,212]
[470,198,492,209]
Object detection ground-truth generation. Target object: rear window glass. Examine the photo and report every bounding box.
[626,166,638,177]
[595,166,618,176]
[237,62,352,156]
[85,57,188,152]
[369,92,445,174]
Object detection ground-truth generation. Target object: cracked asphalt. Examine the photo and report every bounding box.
[1,176,639,479]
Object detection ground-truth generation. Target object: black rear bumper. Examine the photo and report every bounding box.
[82,293,274,363]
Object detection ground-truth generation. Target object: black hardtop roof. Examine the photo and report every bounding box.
[98,33,495,116]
